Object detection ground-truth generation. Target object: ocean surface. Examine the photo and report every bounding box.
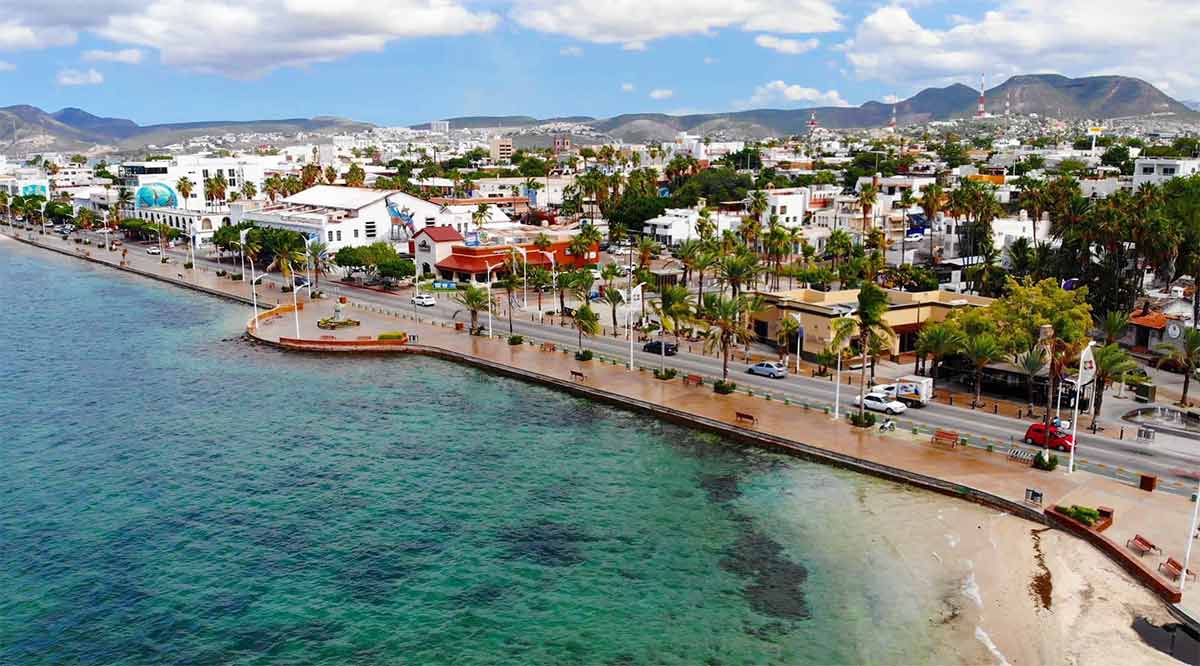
[0,239,982,665]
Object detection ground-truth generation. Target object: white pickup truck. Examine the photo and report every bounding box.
[869,375,934,407]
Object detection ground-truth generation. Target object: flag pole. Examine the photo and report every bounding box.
[1068,341,1096,474]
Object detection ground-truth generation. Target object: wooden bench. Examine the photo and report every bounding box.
[1127,534,1162,557]
[1159,557,1197,582]
[570,370,585,382]
[1094,506,1114,533]
[540,343,557,352]
[682,374,703,387]
[1008,447,1036,464]
[930,429,960,450]
[735,411,758,427]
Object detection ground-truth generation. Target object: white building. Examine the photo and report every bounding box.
[0,171,49,198]
[1133,157,1200,188]
[472,176,573,207]
[642,208,740,246]
[119,154,284,210]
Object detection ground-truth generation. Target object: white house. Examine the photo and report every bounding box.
[1133,157,1200,188]
[642,208,739,246]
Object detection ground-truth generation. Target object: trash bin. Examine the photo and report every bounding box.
[455,322,465,331]
[1139,474,1158,492]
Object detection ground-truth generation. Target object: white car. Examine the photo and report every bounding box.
[854,392,907,415]
[410,293,437,307]
[146,246,161,255]
[747,361,788,379]
[904,231,925,242]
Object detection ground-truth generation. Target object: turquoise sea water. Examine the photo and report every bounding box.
[0,240,976,665]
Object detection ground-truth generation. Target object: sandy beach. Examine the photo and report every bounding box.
[881,491,1180,665]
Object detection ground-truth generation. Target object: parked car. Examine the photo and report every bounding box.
[146,246,161,255]
[1023,423,1074,451]
[643,340,678,356]
[747,361,787,379]
[411,293,437,307]
[854,392,907,415]
[904,231,925,242]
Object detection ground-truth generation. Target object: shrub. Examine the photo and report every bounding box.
[508,335,524,345]
[183,261,194,269]
[1056,504,1099,526]
[216,269,228,277]
[160,258,168,264]
[1033,451,1060,472]
[230,273,243,281]
[713,380,737,394]
[281,285,293,293]
[377,331,408,341]
[848,412,877,428]
[654,368,678,380]
[575,350,594,362]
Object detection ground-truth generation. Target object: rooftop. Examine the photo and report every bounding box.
[284,185,395,211]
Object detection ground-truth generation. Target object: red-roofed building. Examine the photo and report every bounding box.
[434,238,596,283]
[410,226,465,276]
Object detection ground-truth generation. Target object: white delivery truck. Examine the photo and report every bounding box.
[871,375,934,407]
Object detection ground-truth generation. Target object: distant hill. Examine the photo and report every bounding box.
[411,115,595,130]
[0,106,373,153]
[421,74,1195,142]
[1185,101,1200,112]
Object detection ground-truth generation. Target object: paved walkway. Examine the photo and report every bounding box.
[10,226,1200,620]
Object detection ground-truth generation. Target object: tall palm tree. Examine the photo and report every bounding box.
[961,334,1005,407]
[472,203,490,231]
[831,282,893,419]
[572,303,600,352]
[777,316,800,367]
[176,177,194,211]
[717,251,760,298]
[600,287,624,332]
[1099,311,1130,345]
[916,323,963,391]
[1157,328,1200,406]
[700,294,754,381]
[635,237,660,270]
[528,265,553,312]
[826,228,852,272]
[454,284,490,334]
[496,272,521,335]
[264,232,306,284]
[1091,343,1136,424]
[1012,346,1047,409]
[324,165,338,185]
[857,183,879,233]
[694,249,716,303]
[241,181,258,201]
[306,240,330,289]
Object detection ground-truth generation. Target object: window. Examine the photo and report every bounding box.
[227,169,235,177]
[364,220,376,238]
[353,229,359,238]
[203,169,209,178]
[780,205,788,215]
[1142,167,1156,175]
[1163,168,1177,176]
[328,231,333,241]
[336,230,342,241]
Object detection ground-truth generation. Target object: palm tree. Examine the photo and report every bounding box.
[528,265,553,312]
[454,284,490,334]
[600,286,624,332]
[857,183,879,233]
[324,165,337,185]
[636,237,661,270]
[694,249,716,303]
[176,177,194,211]
[497,272,521,335]
[600,261,622,288]
[306,240,330,288]
[568,235,593,268]
[241,181,258,201]
[961,334,1005,407]
[1099,311,1130,345]
[831,283,893,420]
[345,164,366,188]
[1091,343,1136,425]
[826,228,852,272]
[1012,346,1048,409]
[572,302,600,351]
[701,294,754,381]
[916,323,964,392]
[1157,328,1200,406]
[264,231,306,284]
[777,316,800,368]
[717,251,760,298]
[472,203,490,231]
[1006,237,1034,277]
[116,187,134,217]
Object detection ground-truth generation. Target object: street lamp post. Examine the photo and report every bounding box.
[484,260,504,338]
[290,268,301,339]
[510,246,529,310]
[240,229,259,328]
[1183,477,1200,594]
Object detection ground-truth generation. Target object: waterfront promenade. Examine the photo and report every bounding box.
[7,227,1200,623]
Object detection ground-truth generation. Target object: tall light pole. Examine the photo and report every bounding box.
[186,221,197,280]
[484,260,503,338]
[240,228,259,328]
[1183,477,1200,593]
[510,246,529,310]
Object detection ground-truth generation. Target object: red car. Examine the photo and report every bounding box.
[1024,423,1074,451]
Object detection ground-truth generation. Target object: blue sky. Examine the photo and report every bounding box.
[0,1,1194,125]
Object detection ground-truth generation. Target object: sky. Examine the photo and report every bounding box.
[0,0,1196,126]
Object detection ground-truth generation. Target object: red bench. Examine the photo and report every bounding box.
[1127,534,1162,557]
[735,412,758,427]
[930,430,959,449]
[682,374,703,387]
[1160,557,1197,582]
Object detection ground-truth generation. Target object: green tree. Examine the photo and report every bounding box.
[831,282,894,419]
[1157,328,1200,406]
[700,294,755,381]
[1091,343,1136,423]
[1012,345,1047,408]
[454,284,490,334]
[572,302,600,351]
[345,163,366,188]
[600,286,625,332]
[496,271,522,335]
[961,334,1005,407]
[176,177,194,211]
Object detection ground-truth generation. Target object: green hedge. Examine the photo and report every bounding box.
[713,380,737,394]
[575,350,594,362]
[654,368,678,380]
[508,335,524,345]
[1057,504,1099,526]
[377,331,408,340]
[849,412,877,428]
[1033,451,1060,471]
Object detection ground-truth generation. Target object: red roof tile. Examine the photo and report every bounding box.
[415,226,464,242]
[1130,310,1168,330]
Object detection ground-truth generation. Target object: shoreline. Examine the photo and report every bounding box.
[5,229,1198,657]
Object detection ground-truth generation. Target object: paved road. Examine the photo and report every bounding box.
[84,231,1200,493]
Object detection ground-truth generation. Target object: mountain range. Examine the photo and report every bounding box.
[0,74,1194,153]
[0,106,371,154]
[423,74,1196,141]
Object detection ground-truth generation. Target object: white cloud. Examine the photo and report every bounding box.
[737,80,849,108]
[0,1,499,78]
[511,0,841,50]
[703,56,717,65]
[882,94,900,104]
[0,61,14,72]
[621,82,635,92]
[57,68,104,86]
[649,88,673,100]
[841,2,1200,98]
[559,45,583,56]
[82,48,143,63]
[754,34,818,55]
